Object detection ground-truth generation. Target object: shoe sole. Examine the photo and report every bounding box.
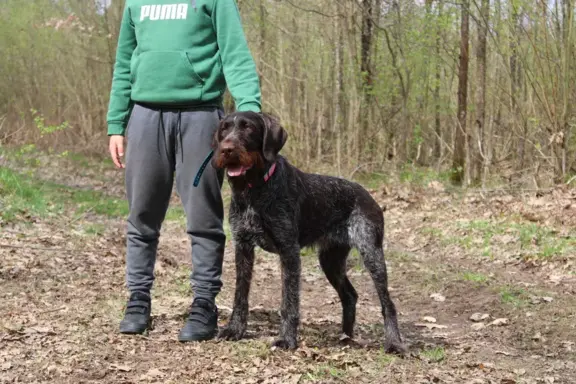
[177,330,218,342]
[119,321,150,335]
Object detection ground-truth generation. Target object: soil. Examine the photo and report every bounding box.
[1,157,575,383]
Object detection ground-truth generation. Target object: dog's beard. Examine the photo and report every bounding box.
[215,150,264,177]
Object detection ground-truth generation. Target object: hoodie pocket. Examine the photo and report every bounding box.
[131,50,204,94]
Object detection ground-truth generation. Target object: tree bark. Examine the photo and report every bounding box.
[359,0,374,161]
[452,0,469,185]
[433,1,443,161]
[474,0,489,185]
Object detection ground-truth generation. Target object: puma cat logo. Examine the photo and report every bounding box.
[140,4,188,21]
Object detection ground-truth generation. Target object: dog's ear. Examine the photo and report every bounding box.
[261,113,287,162]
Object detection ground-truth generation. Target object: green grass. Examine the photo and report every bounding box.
[352,163,453,190]
[228,340,272,360]
[305,363,347,381]
[82,223,107,236]
[423,219,575,260]
[460,271,489,284]
[398,164,452,186]
[377,349,398,366]
[354,171,390,189]
[498,286,529,307]
[0,166,185,225]
[420,346,445,363]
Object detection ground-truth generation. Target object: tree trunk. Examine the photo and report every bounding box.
[359,0,374,162]
[474,0,489,185]
[333,3,344,175]
[557,0,573,180]
[510,3,525,173]
[433,1,443,161]
[452,0,469,185]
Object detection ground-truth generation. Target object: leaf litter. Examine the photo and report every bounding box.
[0,159,575,382]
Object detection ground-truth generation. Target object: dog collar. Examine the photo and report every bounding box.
[248,162,277,188]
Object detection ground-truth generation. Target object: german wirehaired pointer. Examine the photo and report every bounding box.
[211,111,405,354]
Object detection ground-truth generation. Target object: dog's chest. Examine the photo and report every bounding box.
[230,205,278,253]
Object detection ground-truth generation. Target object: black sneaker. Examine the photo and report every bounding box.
[178,298,218,342]
[119,292,152,334]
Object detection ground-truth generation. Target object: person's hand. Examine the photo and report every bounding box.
[109,135,125,169]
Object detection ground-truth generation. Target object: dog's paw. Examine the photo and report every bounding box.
[271,337,298,350]
[384,340,408,356]
[217,323,246,341]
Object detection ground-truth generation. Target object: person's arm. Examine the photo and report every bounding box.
[107,5,137,136]
[212,0,262,112]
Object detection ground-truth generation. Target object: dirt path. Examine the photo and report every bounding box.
[1,159,575,383]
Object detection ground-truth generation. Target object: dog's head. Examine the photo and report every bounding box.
[212,111,288,178]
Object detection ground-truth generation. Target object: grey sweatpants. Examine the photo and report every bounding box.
[124,103,225,303]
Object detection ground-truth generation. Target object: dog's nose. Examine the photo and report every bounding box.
[221,141,234,156]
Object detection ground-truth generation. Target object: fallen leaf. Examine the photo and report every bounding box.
[471,323,485,331]
[489,318,509,326]
[1,362,12,371]
[338,333,351,342]
[422,316,437,323]
[427,181,445,192]
[513,368,526,376]
[414,323,448,330]
[288,374,302,384]
[145,368,164,378]
[110,364,132,372]
[27,326,55,334]
[430,293,446,302]
[470,313,490,322]
[500,379,516,384]
[479,362,495,370]
[542,296,554,302]
[544,377,555,384]
[496,234,516,245]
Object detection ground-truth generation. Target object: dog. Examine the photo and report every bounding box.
[211,111,406,354]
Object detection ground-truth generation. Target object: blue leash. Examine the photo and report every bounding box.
[193,149,214,187]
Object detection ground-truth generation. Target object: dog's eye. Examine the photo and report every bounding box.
[219,125,232,139]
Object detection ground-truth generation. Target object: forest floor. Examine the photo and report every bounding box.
[1,147,575,384]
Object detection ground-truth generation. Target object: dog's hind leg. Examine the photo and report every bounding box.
[318,244,358,338]
[359,244,406,354]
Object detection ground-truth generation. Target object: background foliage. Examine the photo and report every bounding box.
[1,0,575,187]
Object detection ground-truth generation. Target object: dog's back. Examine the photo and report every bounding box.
[254,156,384,251]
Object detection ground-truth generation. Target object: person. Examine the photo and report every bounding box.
[106,0,261,342]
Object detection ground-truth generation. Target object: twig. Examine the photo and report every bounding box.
[348,162,382,179]
[40,306,67,314]
[0,243,97,254]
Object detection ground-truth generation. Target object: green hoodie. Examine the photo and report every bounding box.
[106,0,261,136]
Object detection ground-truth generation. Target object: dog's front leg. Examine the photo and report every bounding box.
[272,246,301,350]
[218,243,255,341]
